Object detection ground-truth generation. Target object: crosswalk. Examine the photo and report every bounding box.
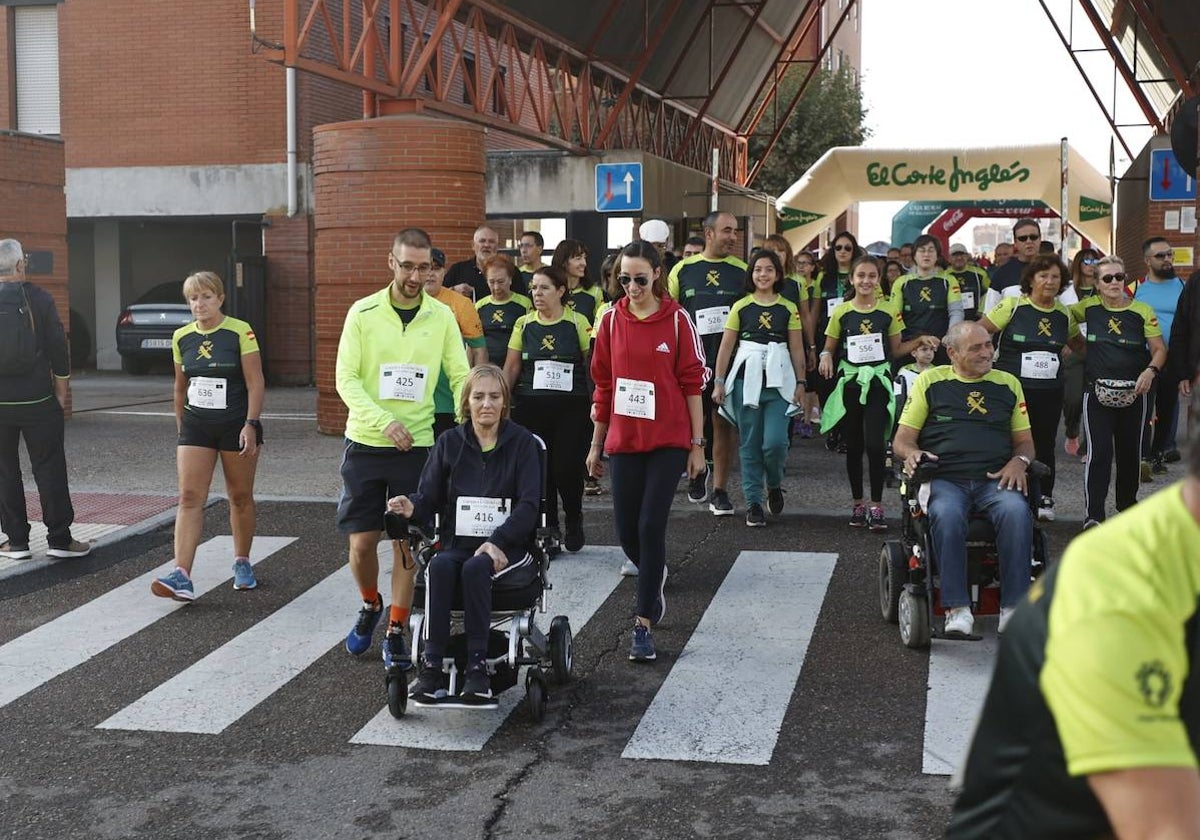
[0,535,999,773]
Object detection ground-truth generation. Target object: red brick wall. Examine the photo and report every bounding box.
[0,131,68,324]
[263,213,313,384]
[312,115,486,433]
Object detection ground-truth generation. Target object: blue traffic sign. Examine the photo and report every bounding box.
[595,162,643,213]
[1149,149,1196,201]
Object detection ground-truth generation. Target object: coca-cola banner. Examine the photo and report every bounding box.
[775,143,1112,251]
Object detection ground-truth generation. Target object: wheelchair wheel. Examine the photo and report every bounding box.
[548,616,573,685]
[898,590,931,649]
[879,542,907,624]
[386,670,408,718]
[526,669,547,722]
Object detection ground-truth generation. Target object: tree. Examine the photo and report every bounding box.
[748,65,869,196]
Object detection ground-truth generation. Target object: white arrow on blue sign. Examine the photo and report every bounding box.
[595,162,643,213]
[1149,149,1196,202]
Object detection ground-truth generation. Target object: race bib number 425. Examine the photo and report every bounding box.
[379,363,428,402]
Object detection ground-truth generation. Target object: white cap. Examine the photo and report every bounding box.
[949,243,970,255]
[639,219,671,245]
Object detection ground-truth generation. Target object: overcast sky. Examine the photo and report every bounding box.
[855,0,1155,246]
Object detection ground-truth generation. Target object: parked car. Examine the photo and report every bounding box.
[116,282,194,374]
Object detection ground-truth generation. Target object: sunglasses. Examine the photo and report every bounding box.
[1081,258,1098,265]
[1099,272,1127,284]
[1150,250,1173,260]
[618,274,651,287]
[833,244,855,252]
[1014,233,1040,243]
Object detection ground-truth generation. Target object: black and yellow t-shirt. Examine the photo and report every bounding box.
[1068,297,1161,383]
[812,269,851,330]
[898,366,1030,481]
[891,272,962,340]
[173,316,259,423]
[476,292,531,367]
[986,296,1079,391]
[950,266,990,321]
[565,285,604,328]
[825,301,903,368]
[948,483,1200,839]
[781,273,810,311]
[668,254,748,366]
[508,309,592,397]
[723,294,800,345]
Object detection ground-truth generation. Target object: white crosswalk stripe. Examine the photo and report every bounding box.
[349,546,626,751]
[622,551,837,766]
[98,542,396,735]
[923,626,999,776]
[0,536,294,710]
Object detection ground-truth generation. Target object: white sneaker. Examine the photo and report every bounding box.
[620,559,639,577]
[998,606,1016,634]
[809,406,821,423]
[1037,497,1055,522]
[944,607,974,636]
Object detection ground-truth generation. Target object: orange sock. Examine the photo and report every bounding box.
[390,605,409,626]
[360,588,379,607]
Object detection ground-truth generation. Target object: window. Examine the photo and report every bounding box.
[13,4,60,135]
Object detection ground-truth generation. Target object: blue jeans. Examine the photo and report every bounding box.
[927,478,1033,609]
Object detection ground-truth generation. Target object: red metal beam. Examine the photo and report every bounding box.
[1128,0,1196,96]
[738,1,819,136]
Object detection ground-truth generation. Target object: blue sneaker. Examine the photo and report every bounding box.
[381,624,412,671]
[345,594,384,656]
[151,567,195,602]
[232,559,257,590]
[629,623,656,662]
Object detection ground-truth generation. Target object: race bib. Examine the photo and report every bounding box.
[695,306,729,336]
[378,363,428,402]
[846,332,885,364]
[1021,351,1059,380]
[826,298,840,319]
[533,360,573,392]
[961,291,975,310]
[893,379,904,396]
[614,377,656,420]
[455,496,509,538]
[187,376,227,410]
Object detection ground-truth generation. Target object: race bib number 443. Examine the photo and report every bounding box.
[614,377,656,419]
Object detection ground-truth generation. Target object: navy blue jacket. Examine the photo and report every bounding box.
[409,419,541,557]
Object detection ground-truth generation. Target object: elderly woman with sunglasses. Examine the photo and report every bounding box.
[1069,256,1166,529]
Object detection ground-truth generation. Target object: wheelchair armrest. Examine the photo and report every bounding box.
[908,456,939,486]
[1027,460,1051,479]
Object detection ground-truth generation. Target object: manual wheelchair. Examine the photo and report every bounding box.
[878,457,1051,648]
[382,435,571,719]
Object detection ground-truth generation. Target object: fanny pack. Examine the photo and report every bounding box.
[1093,378,1138,409]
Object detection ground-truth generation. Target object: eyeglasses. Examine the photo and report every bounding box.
[1150,250,1173,260]
[833,244,855,252]
[617,274,651,287]
[1099,272,1127,284]
[393,259,435,275]
[1014,233,1040,243]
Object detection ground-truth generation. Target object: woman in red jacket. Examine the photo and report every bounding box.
[587,241,708,663]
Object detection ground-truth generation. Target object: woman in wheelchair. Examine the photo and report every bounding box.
[387,365,542,706]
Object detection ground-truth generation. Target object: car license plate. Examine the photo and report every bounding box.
[140,338,172,349]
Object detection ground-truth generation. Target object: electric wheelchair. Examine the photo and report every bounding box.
[878,457,1051,648]
[382,434,571,719]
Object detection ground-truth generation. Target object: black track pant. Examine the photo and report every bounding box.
[1024,386,1064,498]
[513,394,590,528]
[424,548,492,659]
[841,379,890,503]
[1082,391,1147,523]
[0,399,74,549]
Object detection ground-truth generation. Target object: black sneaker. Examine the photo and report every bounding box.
[1163,449,1182,464]
[629,623,657,661]
[766,487,785,516]
[1151,454,1168,475]
[825,430,841,452]
[564,517,585,552]
[867,505,887,532]
[709,488,734,516]
[687,466,710,504]
[849,503,867,528]
[409,661,446,703]
[461,664,494,701]
[746,503,766,527]
[584,476,604,496]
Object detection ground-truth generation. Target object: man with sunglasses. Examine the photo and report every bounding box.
[335,227,471,670]
[1134,237,1186,476]
[668,210,746,515]
[986,219,1042,305]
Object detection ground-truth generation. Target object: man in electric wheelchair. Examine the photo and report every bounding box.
[891,321,1040,642]
[386,365,570,713]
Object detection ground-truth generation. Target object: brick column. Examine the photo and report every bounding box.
[263,213,314,385]
[312,115,486,434]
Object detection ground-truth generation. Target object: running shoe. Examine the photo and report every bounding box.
[629,623,656,662]
[998,606,1017,635]
[345,593,384,656]
[46,539,91,559]
[1164,449,1182,463]
[1037,497,1056,522]
[867,505,887,532]
[151,567,195,601]
[381,623,411,670]
[796,419,813,439]
[944,607,974,637]
[767,487,785,516]
[809,406,821,424]
[849,503,867,528]
[745,503,766,527]
[0,542,31,560]
[1082,518,1101,530]
[620,558,639,577]
[1063,437,1079,456]
[584,476,604,496]
[409,661,446,703]
[709,488,734,516]
[687,466,710,504]
[461,664,495,703]
[1140,460,1153,483]
[564,517,585,552]
[232,558,257,590]
[1151,454,1168,475]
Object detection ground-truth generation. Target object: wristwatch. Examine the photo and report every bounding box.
[691,438,707,447]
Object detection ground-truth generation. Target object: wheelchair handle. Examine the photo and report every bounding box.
[384,511,433,546]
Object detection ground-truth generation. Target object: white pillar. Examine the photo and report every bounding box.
[93,221,122,370]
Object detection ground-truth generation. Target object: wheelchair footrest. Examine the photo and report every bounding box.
[937,630,983,642]
[413,693,500,710]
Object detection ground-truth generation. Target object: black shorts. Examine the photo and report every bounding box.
[336,441,430,535]
[178,412,262,452]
